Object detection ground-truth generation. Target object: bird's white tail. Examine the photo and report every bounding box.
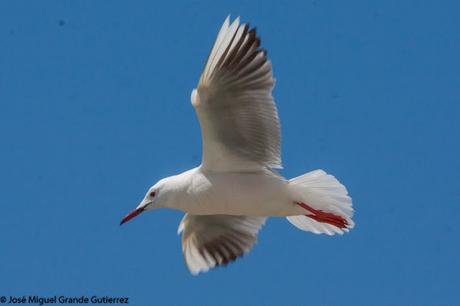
[287,169,354,235]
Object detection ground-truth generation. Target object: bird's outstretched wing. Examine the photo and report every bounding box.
[178,214,266,275]
[192,16,281,172]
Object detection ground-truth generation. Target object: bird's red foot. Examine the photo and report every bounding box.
[294,201,349,229]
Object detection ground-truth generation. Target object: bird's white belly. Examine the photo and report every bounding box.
[183,170,294,216]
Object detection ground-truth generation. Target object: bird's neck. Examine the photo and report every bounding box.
[158,168,196,210]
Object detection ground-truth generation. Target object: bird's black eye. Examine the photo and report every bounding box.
[149,191,156,197]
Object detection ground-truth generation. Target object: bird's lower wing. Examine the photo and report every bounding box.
[191,16,281,172]
[178,214,266,275]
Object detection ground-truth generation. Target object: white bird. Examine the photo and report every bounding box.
[120,16,354,275]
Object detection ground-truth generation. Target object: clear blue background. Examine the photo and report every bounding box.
[1,1,459,305]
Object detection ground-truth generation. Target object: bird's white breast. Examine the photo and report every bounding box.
[177,168,293,216]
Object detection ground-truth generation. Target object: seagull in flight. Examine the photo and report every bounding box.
[120,16,354,275]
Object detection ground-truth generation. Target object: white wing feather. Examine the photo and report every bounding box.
[178,214,266,275]
[192,16,281,172]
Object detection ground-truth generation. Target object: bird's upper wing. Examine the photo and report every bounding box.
[191,16,281,172]
[178,214,266,275]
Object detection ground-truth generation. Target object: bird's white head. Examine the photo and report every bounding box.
[120,180,166,225]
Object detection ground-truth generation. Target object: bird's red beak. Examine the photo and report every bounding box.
[120,207,145,225]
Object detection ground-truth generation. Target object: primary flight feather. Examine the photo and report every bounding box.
[120,16,354,275]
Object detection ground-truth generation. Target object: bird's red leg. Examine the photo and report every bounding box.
[294,201,348,229]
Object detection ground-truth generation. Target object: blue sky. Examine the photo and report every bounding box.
[1,1,459,305]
